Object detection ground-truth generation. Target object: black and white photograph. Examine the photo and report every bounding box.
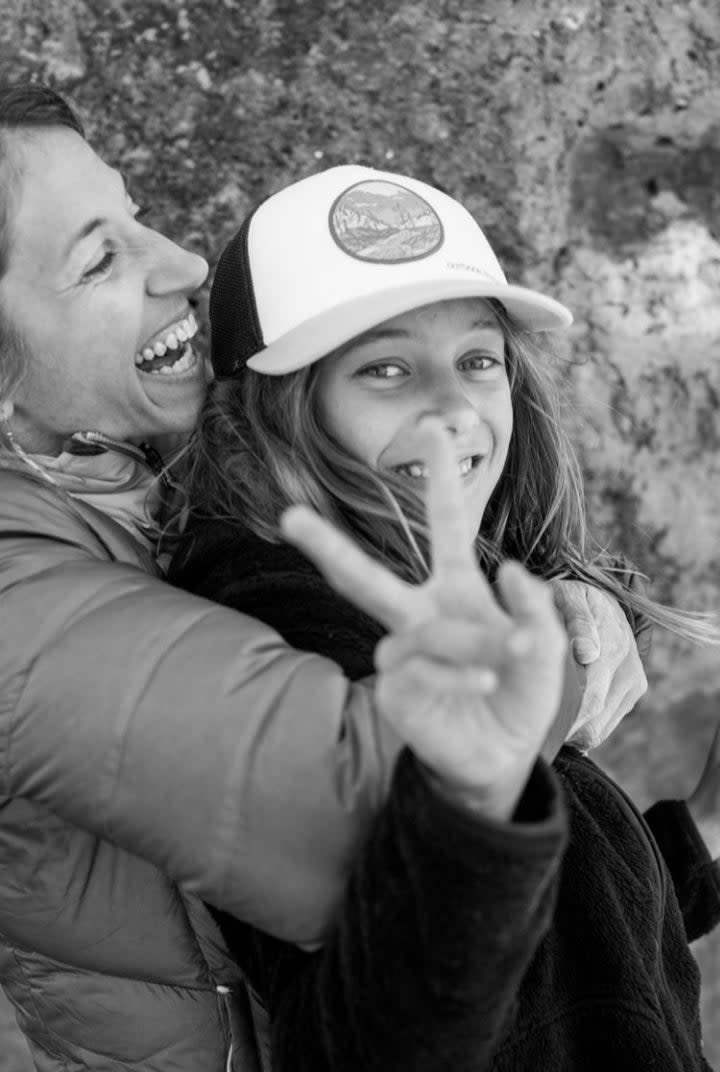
[0,1,718,1069]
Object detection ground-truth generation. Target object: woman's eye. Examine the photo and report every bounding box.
[83,250,116,280]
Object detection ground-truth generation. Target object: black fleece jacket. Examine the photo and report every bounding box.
[169,520,719,1071]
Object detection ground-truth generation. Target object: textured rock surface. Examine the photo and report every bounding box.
[0,0,719,1068]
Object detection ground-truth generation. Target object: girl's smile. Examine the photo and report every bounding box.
[315,297,514,535]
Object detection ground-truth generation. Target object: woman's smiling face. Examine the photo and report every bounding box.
[0,126,209,453]
[315,297,514,535]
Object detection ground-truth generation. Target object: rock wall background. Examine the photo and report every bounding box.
[0,0,719,1067]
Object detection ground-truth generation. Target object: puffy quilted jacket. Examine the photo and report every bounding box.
[0,466,399,1071]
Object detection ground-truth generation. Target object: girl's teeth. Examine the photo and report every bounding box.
[166,332,179,350]
[154,340,167,357]
[176,326,188,342]
[397,457,475,479]
[142,347,154,361]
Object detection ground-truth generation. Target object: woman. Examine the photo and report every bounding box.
[0,83,402,1072]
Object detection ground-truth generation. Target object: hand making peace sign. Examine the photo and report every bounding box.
[282,418,567,820]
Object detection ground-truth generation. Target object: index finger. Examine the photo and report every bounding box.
[420,418,478,576]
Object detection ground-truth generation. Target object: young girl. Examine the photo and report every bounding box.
[170,166,719,1070]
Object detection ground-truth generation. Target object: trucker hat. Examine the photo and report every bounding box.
[210,164,573,378]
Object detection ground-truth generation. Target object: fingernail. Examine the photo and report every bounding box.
[571,637,600,664]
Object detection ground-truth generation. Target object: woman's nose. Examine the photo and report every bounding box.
[145,233,209,297]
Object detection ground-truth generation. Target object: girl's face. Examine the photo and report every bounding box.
[316,298,513,535]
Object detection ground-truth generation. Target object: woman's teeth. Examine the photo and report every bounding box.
[153,346,197,375]
[134,313,199,374]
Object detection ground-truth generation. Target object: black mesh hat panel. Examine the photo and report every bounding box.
[209,208,264,378]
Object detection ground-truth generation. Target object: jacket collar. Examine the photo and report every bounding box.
[27,433,170,551]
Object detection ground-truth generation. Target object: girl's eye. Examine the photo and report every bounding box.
[458,353,502,374]
[83,250,116,280]
[356,362,407,380]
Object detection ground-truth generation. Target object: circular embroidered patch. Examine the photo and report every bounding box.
[329,180,444,263]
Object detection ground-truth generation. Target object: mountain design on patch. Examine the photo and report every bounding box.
[329,180,444,263]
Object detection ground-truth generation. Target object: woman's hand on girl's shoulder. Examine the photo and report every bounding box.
[551,579,648,753]
[282,419,567,822]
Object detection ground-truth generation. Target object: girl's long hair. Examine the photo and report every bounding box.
[184,301,714,642]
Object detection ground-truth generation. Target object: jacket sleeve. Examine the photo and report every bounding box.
[643,799,720,942]
[168,522,387,680]
[0,483,402,946]
[254,752,567,1071]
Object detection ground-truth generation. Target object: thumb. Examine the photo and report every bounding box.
[572,630,602,666]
